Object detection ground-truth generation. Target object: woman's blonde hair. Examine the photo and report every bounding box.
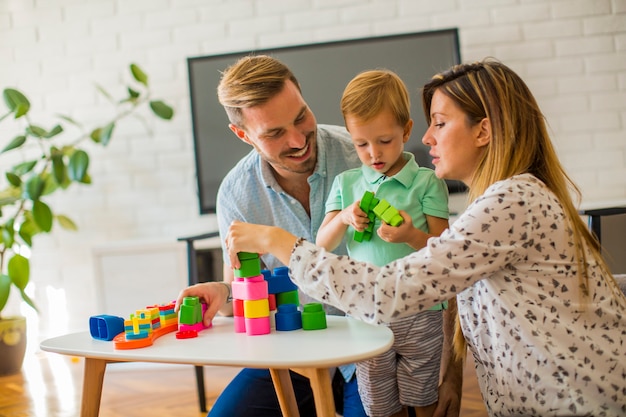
[217,54,301,129]
[340,69,410,127]
[421,58,615,359]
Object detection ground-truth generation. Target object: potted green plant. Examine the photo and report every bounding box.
[0,63,174,375]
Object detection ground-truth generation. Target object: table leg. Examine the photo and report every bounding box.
[269,368,300,417]
[81,358,107,417]
[291,367,335,417]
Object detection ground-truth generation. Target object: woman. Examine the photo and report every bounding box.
[224,59,626,416]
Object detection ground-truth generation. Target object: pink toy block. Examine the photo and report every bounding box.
[232,278,268,301]
[234,316,246,333]
[245,316,271,335]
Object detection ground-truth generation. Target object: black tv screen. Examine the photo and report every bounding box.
[188,28,463,214]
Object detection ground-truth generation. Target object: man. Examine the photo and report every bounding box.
[176,55,462,417]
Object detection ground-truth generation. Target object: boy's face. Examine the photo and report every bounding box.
[229,80,318,178]
[345,108,412,177]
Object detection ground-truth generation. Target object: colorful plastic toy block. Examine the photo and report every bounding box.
[275,304,302,331]
[301,303,327,330]
[354,191,403,242]
[276,290,299,306]
[234,251,271,335]
[177,297,211,337]
[89,314,124,341]
[113,301,179,349]
[234,252,262,277]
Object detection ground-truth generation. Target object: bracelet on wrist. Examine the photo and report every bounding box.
[221,282,233,303]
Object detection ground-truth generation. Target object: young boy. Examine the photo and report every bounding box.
[316,70,449,417]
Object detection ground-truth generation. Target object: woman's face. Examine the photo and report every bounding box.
[421,89,489,185]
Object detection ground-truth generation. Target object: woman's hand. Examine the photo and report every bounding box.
[225,220,298,269]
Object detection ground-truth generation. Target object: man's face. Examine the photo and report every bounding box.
[230,80,318,178]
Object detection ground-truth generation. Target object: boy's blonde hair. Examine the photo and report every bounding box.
[341,69,410,127]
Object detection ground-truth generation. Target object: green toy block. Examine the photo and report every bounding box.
[354,191,380,242]
[237,251,258,261]
[179,296,203,325]
[372,199,390,218]
[276,290,299,306]
[302,303,327,330]
[234,252,261,277]
[360,191,375,211]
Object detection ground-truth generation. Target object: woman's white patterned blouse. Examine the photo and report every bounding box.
[289,173,626,416]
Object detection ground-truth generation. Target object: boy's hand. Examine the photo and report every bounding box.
[377,210,414,243]
[340,200,370,232]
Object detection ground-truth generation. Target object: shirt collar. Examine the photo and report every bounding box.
[360,152,417,189]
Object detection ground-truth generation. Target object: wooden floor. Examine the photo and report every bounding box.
[0,348,487,417]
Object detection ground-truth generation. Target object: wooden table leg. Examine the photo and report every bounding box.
[81,358,107,417]
[291,367,335,417]
[269,368,300,417]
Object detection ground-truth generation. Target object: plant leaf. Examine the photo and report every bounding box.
[12,160,37,176]
[56,214,78,231]
[130,63,148,86]
[95,84,115,103]
[32,200,53,232]
[26,125,47,138]
[100,122,115,146]
[149,100,174,120]
[8,254,29,290]
[1,135,27,154]
[51,151,66,184]
[90,127,102,144]
[0,274,11,313]
[1,224,14,248]
[68,150,89,182]
[19,288,38,312]
[3,88,30,116]
[24,175,45,200]
[57,114,82,127]
[5,172,21,187]
[18,219,36,246]
[46,124,63,138]
[127,87,140,98]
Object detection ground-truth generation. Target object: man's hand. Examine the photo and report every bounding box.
[175,282,230,327]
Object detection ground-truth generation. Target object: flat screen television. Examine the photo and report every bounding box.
[188,28,463,214]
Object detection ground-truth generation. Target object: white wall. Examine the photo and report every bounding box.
[1,0,624,334]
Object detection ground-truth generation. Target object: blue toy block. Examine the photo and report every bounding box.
[273,266,289,276]
[266,272,298,294]
[89,314,125,341]
[275,304,302,331]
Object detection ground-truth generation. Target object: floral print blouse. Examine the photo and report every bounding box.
[289,174,626,416]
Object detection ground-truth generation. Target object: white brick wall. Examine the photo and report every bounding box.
[1,0,624,333]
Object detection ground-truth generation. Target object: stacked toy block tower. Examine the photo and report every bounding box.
[232,252,271,335]
[354,190,403,242]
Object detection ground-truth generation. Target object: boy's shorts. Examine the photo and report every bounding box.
[356,310,444,417]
